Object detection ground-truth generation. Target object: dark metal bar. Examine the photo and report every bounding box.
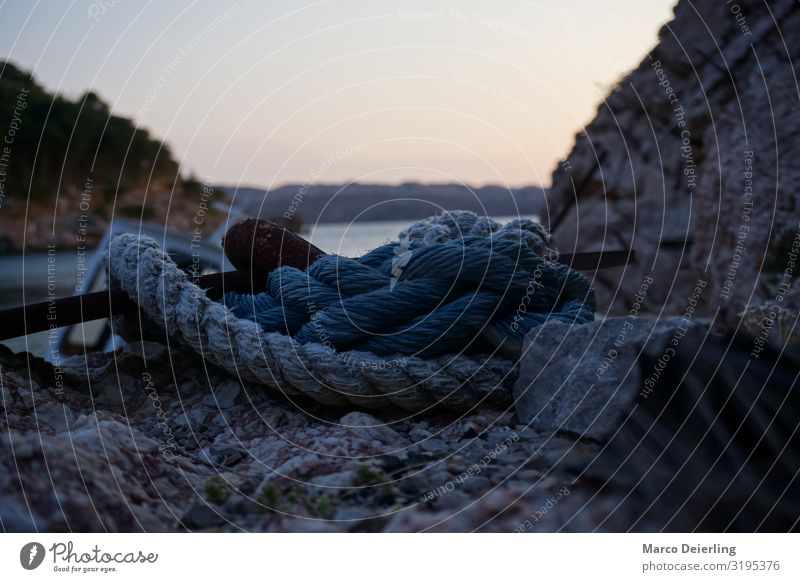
[0,248,634,342]
[0,269,266,342]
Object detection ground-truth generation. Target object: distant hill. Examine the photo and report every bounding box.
[0,60,182,202]
[222,182,546,225]
[0,61,224,252]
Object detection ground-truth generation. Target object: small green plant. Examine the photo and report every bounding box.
[283,485,304,507]
[257,483,279,511]
[355,465,390,486]
[204,482,230,505]
[255,483,307,514]
[307,494,334,519]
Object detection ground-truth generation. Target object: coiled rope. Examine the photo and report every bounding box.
[106,212,595,411]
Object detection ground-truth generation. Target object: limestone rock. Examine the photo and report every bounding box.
[0,344,610,532]
[547,0,800,333]
[513,317,704,440]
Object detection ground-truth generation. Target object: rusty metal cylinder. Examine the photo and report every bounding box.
[222,218,325,272]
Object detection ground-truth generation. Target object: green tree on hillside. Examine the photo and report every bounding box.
[0,60,181,203]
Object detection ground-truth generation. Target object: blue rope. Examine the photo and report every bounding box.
[220,235,595,357]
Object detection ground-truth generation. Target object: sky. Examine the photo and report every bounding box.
[0,0,676,189]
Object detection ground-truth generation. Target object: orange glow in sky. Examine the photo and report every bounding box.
[1,0,676,188]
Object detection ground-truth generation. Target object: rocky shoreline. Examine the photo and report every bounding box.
[3,306,796,532]
[2,0,799,532]
[0,338,594,532]
[0,317,684,533]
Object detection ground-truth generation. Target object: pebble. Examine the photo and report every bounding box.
[418,438,448,454]
[124,341,167,361]
[0,338,605,533]
[461,476,492,494]
[203,380,241,409]
[224,494,256,515]
[409,427,432,441]
[209,443,247,467]
[339,411,398,442]
[16,388,33,407]
[182,502,226,529]
[310,470,357,488]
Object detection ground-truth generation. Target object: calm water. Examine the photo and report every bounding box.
[0,215,535,355]
[307,215,536,257]
[308,219,420,257]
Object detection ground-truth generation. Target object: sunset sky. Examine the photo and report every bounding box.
[1,0,675,189]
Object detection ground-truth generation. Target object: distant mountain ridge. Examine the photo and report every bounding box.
[221,182,546,224]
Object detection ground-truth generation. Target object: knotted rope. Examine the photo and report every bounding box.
[222,229,593,358]
[106,212,595,411]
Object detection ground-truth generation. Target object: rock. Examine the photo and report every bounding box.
[338,411,398,442]
[397,476,429,497]
[0,500,39,532]
[123,341,167,361]
[484,428,517,446]
[409,427,432,441]
[513,317,701,440]
[273,453,321,476]
[418,438,448,454]
[15,388,33,408]
[203,379,241,409]
[208,443,247,467]
[33,401,77,432]
[99,374,139,408]
[547,0,800,333]
[436,490,473,511]
[333,507,373,523]
[460,427,479,440]
[0,323,746,532]
[182,502,226,529]
[514,469,542,482]
[461,476,491,495]
[224,494,255,515]
[309,470,357,488]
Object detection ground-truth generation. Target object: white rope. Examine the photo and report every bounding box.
[105,213,530,411]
